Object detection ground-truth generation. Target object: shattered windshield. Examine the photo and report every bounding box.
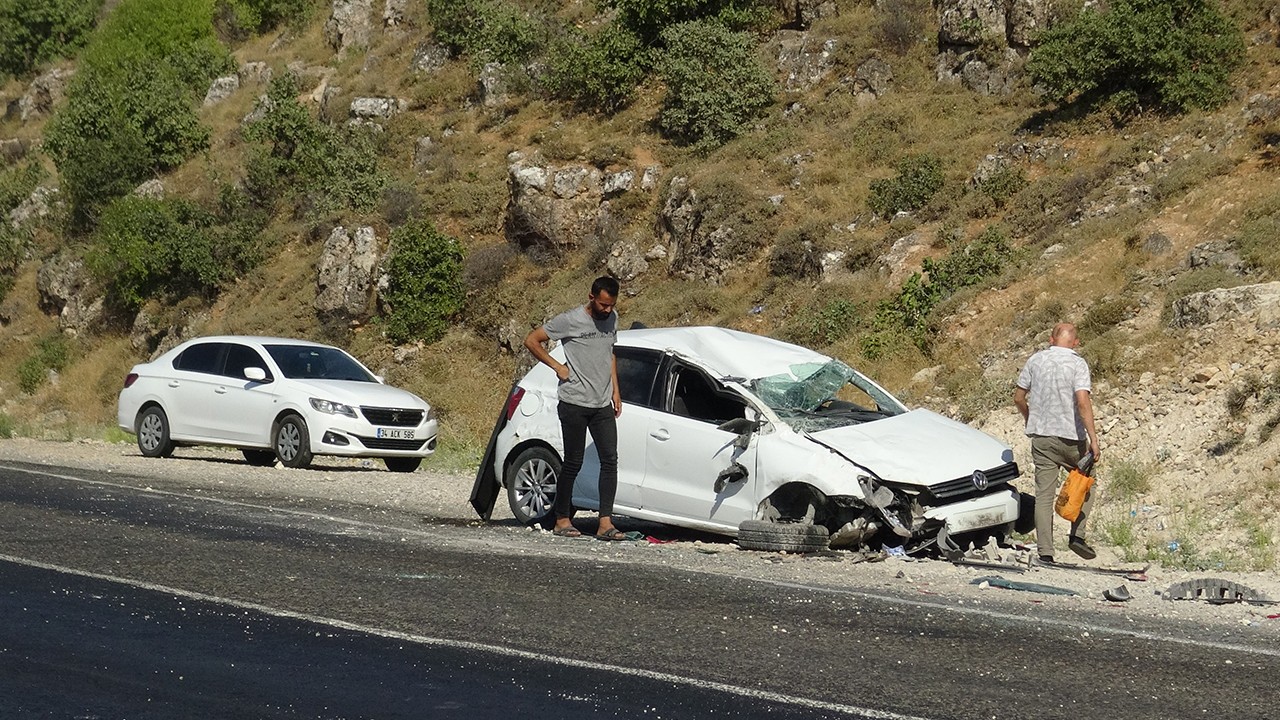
[749,360,907,432]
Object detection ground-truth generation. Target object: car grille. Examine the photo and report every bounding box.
[360,407,424,427]
[921,461,1020,503]
[353,435,427,451]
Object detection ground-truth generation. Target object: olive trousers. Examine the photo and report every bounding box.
[1029,434,1091,556]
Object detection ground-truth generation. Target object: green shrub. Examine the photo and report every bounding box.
[18,334,72,394]
[543,25,650,115]
[608,0,770,44]
[426,0,543,65]
[216,0,313,36]
[380,219,466,344]
[874,0,926,55]
[1027,0,1244,114]
[975,165,1026,209]
[1235,197,1280,278]
[874,226,1013,352]
[43,0,230,227]
[0,0,101,78]
[244,75,387,216]
[0,412,14,438]
[657,20,774,152]
[0,162,43,216]
[868,155,945,217]
[767,224,824,279]
[1079,297,1130,337]
[90,196,262,311]
[792,298,862,347]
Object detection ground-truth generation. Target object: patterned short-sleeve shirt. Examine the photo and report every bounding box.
[1016,345,1091,441]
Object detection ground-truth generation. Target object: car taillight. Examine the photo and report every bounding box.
[123,373,139,389]
[504,387,525,421]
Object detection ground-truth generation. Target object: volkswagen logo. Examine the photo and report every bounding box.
[971,470,988,491]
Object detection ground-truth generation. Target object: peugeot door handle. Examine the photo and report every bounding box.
[167,381,180,388]
[650,429,670,441]
[214,387,228,394]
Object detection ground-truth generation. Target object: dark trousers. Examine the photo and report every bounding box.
[555,401,618,519]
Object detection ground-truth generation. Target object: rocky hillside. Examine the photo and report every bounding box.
[1,0,1278,569]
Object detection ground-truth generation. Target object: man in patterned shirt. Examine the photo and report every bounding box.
[1014,322,1100,563]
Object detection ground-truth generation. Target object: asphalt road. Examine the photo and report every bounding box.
[0,459,1276,719]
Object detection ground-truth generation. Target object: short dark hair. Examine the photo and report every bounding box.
[591,276,619,297]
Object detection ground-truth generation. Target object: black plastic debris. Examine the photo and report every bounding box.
[1162,578,1272,605]
[1103,584,1132,602]
[972,576,1076,596]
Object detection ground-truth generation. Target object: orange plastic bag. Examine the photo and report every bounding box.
[1055,469,1095,522]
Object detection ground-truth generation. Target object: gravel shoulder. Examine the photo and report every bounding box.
[3,437,1279,644]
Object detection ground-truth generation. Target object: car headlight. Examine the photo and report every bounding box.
[426,406,437,421]
[310,398,357,418]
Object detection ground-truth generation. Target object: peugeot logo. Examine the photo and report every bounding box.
[971,470,988,491]
[391,411,402,424]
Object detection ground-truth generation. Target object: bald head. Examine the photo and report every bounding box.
[1050,322,1079,348]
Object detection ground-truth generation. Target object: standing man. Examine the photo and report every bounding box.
[523,277,624,540]
[1014,322,1101,563]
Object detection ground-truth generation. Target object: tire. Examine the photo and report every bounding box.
[136,406,175,458]
[273,414,313,469]
[736,519,830,553]
[506,447,560,528]
[242,449,277,467]
[384,457,422,473]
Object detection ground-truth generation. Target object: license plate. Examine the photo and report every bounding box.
[376,427,416,440]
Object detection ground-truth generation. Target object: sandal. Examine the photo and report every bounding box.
[552,526,583,538]
[596,527,627,541]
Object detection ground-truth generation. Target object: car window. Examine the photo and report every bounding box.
[615,347,662,408]
[174,343,225,375]
[667,365,746,425]
[749,359,906,432]
[263,344,376,382]
[223,343,271,381]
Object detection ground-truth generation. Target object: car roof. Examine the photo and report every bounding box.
[618,326,831,380]
[173,335,333,347]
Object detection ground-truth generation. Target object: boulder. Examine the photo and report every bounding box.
[1187,241,1247,275]
[936,0,1006,46]
[412,43,449,74]
[478,63,510,107]
[1007,0,1050,47]
[505,154,607,249]
[349,96,406,120]
[658,177,739,285]
[315,226,379,321]
[606,240,649,282]
[242,94,275,125]
[36,252,103,335]
[18,68,73,121]
[1170,282,1280,330]
[775,32,839,92]
[937,46,1019,95]
[324,0,373,52]
[850,57,893,102]
[641,165,663,191]
[603,170,635,196]
[879,231,927,285]
[413,136,436,174]
[238,61,273,85]
[203,74,240,107]
[0,138,29,165]
[383,0,407,27]
[8,186,57,231]
[133,179,165,199]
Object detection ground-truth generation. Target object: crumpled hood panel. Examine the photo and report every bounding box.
[808,408,1012,487]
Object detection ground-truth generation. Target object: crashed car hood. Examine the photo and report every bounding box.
[289,379,429,409]
[808,408,1012,487]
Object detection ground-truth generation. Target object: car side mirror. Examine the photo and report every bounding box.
[716,417,760,435]
[244,366,268,382]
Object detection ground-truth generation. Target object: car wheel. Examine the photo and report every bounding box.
[384,457,421,473]
[736,520,830,553]
[242,449,277,467]
[136,406,175,458]
[273,414,313,469]
[507,447,560,528]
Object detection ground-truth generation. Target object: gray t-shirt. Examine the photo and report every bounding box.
[544,305,617,408]
[1016,345,1091,441]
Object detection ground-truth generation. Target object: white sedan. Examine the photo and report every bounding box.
[471,326,1022,554]
[117,336,438,471]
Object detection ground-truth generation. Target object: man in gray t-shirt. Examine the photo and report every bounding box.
[1014,322,1100,563]
[524,276,623,540]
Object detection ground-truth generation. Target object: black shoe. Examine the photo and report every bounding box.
[1038,554,1055,564]
[1068,537,1096,560]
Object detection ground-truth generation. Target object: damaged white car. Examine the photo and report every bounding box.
[470,327,1022,554]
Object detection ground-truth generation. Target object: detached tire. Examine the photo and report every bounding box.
[736,520,830,553]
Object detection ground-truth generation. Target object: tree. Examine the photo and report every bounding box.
[1027,0,1244,114]
[657,20,774,152]
[380,220,466,344]
[0,0,102,78]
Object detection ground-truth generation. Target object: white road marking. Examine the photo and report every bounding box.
[0,551,929,720]
[5,462,1280,662]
